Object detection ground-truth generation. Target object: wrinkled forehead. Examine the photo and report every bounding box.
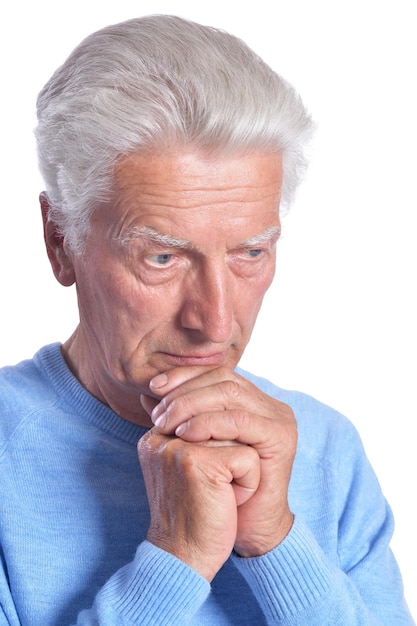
[110,147,283,212]
[86,148,283,257]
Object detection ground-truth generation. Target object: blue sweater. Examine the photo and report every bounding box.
[0,344,413,625]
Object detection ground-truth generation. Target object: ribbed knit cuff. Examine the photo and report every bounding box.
[231,516,335,622]
[98,541,210,624]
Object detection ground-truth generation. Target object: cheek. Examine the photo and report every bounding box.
[103,276,185,343]
[263,262,276,290]
[74,265,135,337]
[253,262,276,301]
[237,269,275,327]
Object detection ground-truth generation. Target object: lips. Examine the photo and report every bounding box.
[160,351,228,367]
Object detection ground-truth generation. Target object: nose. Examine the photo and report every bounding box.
[180,260,234,343]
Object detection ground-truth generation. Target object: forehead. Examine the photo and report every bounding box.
[113,148,282,203]
[105,148,283,244]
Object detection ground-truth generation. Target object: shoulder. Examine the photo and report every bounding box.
[0,344,62,445]
[0,343,60,397]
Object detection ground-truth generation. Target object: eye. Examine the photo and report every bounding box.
[247,249,263,258]
[237,248,264,261]
[147,253,175,266]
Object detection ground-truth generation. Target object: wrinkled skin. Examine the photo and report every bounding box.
[139,365,297,581]
[41,147,297,582]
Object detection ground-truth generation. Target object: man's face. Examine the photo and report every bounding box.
[63,148,283,424]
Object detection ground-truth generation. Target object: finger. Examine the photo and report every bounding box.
[217,443,260,507]
[151,377,288,435]
[201,439,242,447]
[152,378,241,431]
[176,408,297,459]
[150,365,242,416]
[139,429,260,505]
[200,439,260,506]
[149,365,218,396]
[183,438,261,507]
[149,366,226,424]
[180,410,260,443]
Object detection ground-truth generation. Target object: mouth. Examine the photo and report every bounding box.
[160,350,228,367]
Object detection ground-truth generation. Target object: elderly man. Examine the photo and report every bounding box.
[0,14,413,626]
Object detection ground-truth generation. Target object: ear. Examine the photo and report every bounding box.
[39,192,76,287]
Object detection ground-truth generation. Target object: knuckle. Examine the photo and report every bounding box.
[177,445,198,470]
[167,393,194,420]
[221,378,241,400]
[272,420,298,458]
[285,423,298,452]
[228,408,250,431]
[244,443,259,463]
[171,442,208,478]
[137,430,163,468]
[137,429,154,454]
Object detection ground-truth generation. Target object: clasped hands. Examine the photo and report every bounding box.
[138,366,297,582]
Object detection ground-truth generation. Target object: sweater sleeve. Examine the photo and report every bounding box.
[229,410,415,626]
[232,516,413,625]
[75,541,210,625]
[46,393,417,625]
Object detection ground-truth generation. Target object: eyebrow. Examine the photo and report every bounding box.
[116,225,281,250]
[240,226,281,247]
[117,226,193,249]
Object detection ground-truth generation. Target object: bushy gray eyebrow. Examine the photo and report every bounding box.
[240,226,281,247]
[116,226,192,249]
[116,224,281,250]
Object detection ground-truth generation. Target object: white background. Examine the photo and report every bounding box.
[1,0,416,618]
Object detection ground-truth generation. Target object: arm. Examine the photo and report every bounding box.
[137,365,414,625]
[138,365,297,581]
[75,542,210,625]
[233,515,412,625]
[1,364,412,625]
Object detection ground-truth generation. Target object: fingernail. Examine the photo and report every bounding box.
[151,398,165,422]
[175,422,188,437]
[150,373,168,390]
[153,412,167,429]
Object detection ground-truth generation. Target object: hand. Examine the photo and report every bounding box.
[138,366,297,579]
[138,427,260,581]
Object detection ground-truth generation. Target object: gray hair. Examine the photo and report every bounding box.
[36,15,314,252]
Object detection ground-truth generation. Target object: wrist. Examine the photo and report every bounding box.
[234,511,294,558]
